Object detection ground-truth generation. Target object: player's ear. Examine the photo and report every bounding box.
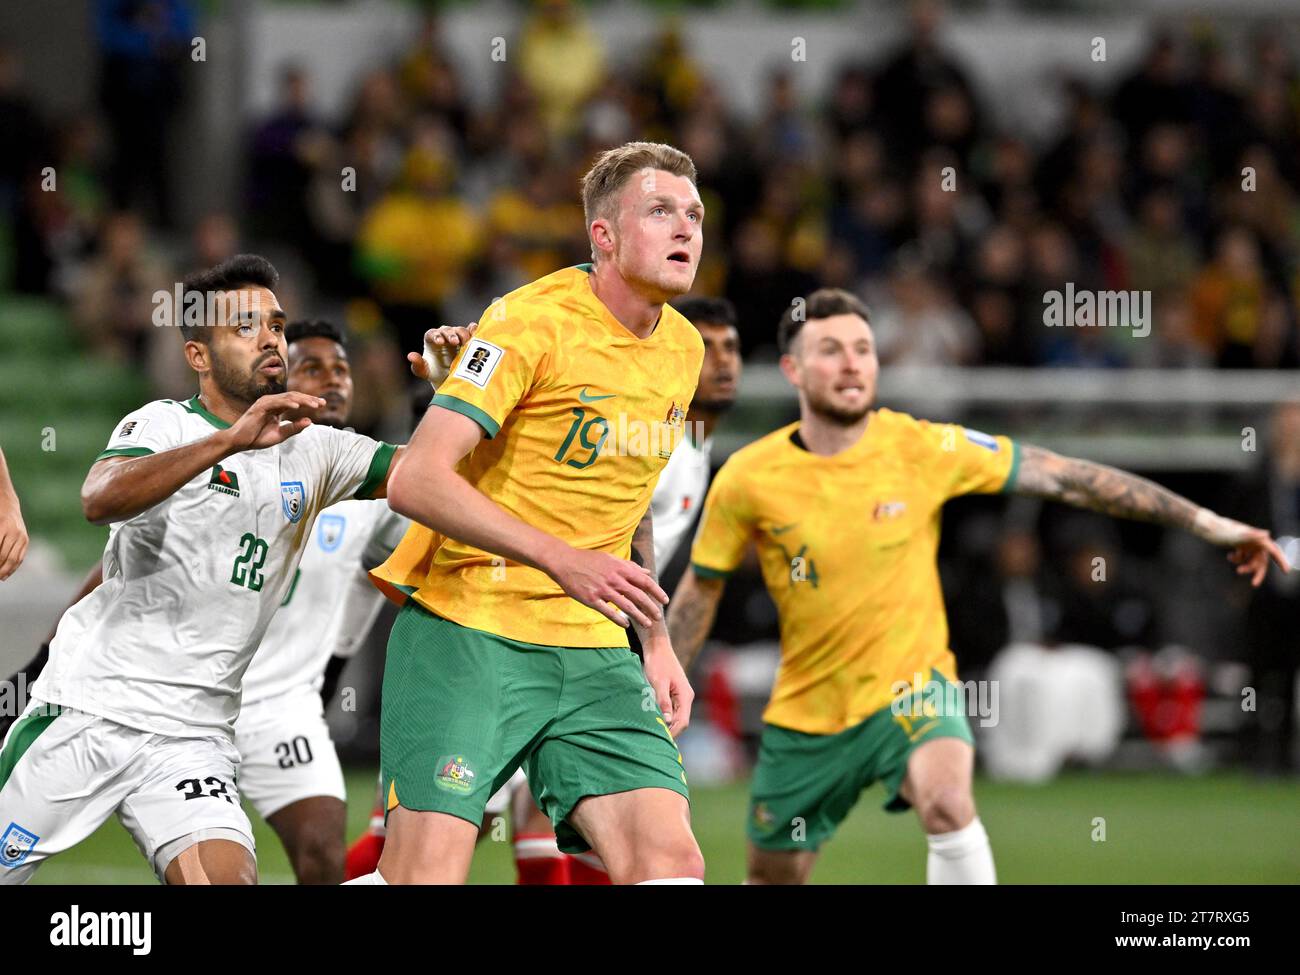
[778,352,801,388]
[184,338,209,374]
[590,217,616,259]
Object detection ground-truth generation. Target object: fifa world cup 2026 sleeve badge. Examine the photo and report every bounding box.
[658,401,687,459]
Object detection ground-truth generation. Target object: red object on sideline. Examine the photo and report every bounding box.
[515,832,570,885]
[343,830,386,881]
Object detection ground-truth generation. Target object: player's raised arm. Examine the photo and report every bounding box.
[1009,443,1291,587]
[0,446,28,580]
[81,391,323,525]
[407,322,479,388]
[386,405,668,632]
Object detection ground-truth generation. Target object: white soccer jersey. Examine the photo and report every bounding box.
[33,396,396,739]
[241,499,408,708]
[650,434,713,569]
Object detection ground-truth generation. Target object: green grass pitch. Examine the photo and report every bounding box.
[28,768,1299,884]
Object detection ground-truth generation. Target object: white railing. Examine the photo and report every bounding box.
[717,367,1299,470]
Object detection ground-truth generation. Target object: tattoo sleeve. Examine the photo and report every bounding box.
[1011,444,1200,531]
[668,568,726,672]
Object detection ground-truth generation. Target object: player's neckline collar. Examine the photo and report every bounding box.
[790,413,874,459]
[183,395,232,430]
[578,264,665,343]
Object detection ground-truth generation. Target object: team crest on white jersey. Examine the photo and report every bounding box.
[1,822,39,868]
[281,481,306,523]
[317,513,346,552]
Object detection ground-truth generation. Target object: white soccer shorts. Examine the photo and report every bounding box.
[0,699,255,884]
[235,689,346,820]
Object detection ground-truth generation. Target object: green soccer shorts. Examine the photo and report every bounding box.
[380,601,689,854]
[747,668,975,852]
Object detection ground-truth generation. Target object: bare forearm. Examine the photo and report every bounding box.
[82,433,236,525]
[0,449,18,509]
[668,568,725,671]
[387,462,567,575]
[1013,444,1200,532]
[629,508,669,649]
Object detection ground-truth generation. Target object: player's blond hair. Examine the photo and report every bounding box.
[580,142,698,262]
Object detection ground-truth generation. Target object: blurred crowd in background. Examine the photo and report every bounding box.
[5,2,1300,401]
[1,0,1298,773]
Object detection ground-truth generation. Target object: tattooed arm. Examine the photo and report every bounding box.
[630,506,695,735]
[667,567,727,672]
[1011,444,1290,586]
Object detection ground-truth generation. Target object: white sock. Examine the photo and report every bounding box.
[926,817,996,885]
[635,877,703,885]
[342,870,388,885]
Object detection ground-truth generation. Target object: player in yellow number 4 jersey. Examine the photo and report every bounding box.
[350,143,708,885]
[668,288,1289,885]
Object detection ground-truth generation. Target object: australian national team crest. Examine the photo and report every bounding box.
[435,755,476,794]
[659,401,688,459]
[280,481,306,523]
[317,513,346,552]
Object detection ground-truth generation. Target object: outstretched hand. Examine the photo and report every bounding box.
[225,392,324,451]
[0,500,27,581]
[1194,509,1291,587]
[1226,530,1291,587]
[408,321,479,388]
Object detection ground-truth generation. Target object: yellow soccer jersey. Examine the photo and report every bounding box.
[690,409,1019,735]
[373,264,704,647]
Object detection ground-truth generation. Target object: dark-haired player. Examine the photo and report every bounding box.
[652,296,743,567]
[234,319,408,885]
[669,287,1289,885]
[0,256,403,884]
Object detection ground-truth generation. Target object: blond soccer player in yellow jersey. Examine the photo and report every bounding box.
[668,288,1290,885]
[347,143,708,885]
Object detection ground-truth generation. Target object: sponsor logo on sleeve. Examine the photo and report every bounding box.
[963,429,999,452]
[116,418,148,443]
[451,338,504,389]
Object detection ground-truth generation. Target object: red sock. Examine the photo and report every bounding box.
[343,802,387,881]
[344,832,386,881]
[566,851,611,885]
[514,834,570,885]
